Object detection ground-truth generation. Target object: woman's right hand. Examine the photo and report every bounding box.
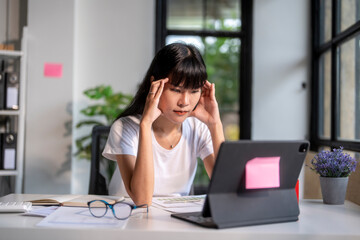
[141,77,169,125]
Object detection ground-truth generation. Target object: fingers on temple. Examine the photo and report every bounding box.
[204,80,212,88]
[210,83,215,97]
[149,78,168,98]
[155,79,166,98]
[202,81,211,97]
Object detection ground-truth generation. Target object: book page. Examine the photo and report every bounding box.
[63,195,124,207]
[31,195,81,205]
[30,195,125,207]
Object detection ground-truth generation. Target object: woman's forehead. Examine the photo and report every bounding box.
[167,76,202,88]
[167,82,201,90]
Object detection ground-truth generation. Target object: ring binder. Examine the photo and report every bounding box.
[0,60,5,110]
[5,72,19,110]
[1,133,17,170]
[0,134,3,169]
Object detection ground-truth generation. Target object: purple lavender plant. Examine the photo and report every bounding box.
[310,147,358,177]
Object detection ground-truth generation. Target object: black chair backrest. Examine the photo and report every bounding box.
[89,125,111,195]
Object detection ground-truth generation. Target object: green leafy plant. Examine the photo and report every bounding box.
[75,85,133,179]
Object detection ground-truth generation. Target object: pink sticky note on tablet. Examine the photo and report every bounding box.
[44,63,63,78]
[245,156,280,189]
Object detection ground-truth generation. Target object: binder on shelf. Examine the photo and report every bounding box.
[1,133,17,170]
[4,72,19,110]
[0,60,5,110]
[0,134,3,169]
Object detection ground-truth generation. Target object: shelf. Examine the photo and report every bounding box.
[0,50,23,57]
[0,27,27,194]
[0,170,18,176]
[0,110,20,116]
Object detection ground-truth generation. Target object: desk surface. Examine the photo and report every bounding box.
[1,194,360,240]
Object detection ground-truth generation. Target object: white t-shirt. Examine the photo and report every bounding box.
[102,115,213,197]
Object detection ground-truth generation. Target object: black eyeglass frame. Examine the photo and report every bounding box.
[87,200,148,220]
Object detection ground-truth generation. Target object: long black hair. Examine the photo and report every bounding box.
[117,42,207,119]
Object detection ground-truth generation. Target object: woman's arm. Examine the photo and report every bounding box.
[203,121,224,177]
[115,122,154,205]
[191,81,225,178]
[117,78,168,206]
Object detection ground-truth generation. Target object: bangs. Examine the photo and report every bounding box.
[169,56,207,89]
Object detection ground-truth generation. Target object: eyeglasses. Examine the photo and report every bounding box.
[87,200,148,220]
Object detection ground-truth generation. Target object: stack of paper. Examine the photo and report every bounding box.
[23,206,58,217]
[152,195,205,213]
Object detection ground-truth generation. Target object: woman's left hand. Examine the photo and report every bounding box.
[190,80,221,127]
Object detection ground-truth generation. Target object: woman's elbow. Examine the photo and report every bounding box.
[131,194,152,206]
[127,188,153,206]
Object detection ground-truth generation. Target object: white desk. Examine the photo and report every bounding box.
[1,194,360,240]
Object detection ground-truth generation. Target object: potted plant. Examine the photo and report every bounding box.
[75,85,133,181]
[309,147,358,204]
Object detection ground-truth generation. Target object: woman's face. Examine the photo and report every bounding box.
[158,81,202,124]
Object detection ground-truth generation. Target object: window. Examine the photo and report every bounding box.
[155,0,252,140]
[311,0,360,152]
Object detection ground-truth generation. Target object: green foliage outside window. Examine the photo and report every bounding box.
[193,34,240,190]
[204,37,240,110]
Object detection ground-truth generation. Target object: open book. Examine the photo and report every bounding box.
[29,194,124,207]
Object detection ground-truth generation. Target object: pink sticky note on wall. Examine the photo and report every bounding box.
[245,156,280,189]
[44,63,63,78]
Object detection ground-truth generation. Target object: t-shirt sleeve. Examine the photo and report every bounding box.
[197,121,214,160]
[102,118,138,161]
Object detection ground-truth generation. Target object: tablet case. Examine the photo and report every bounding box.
[172,140,309,229]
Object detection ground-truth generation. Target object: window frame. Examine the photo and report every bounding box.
[155,0,253,139]
[311,0,360,151]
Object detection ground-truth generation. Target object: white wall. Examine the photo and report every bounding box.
[72,0,155,194]
[253,0,310,198]
[252,0,310,140]
[25,0,155,194]
[25,0,74,193]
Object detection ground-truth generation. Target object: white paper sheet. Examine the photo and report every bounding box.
[152,195,205,213]
[37,206,127,228]
[22,206,58,217]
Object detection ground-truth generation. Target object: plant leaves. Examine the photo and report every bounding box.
[76,120,105,128]
[84,85,113,100]
[76,85,133,165]
[75,134,92,149]
[80,105,107,116]
[105,93,133,105]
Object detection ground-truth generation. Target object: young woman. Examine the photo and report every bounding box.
[103,43,225,205]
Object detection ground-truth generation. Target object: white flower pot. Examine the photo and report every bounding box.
[319,177,349,205]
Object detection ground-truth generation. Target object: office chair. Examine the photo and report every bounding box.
[89,125,111,195]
